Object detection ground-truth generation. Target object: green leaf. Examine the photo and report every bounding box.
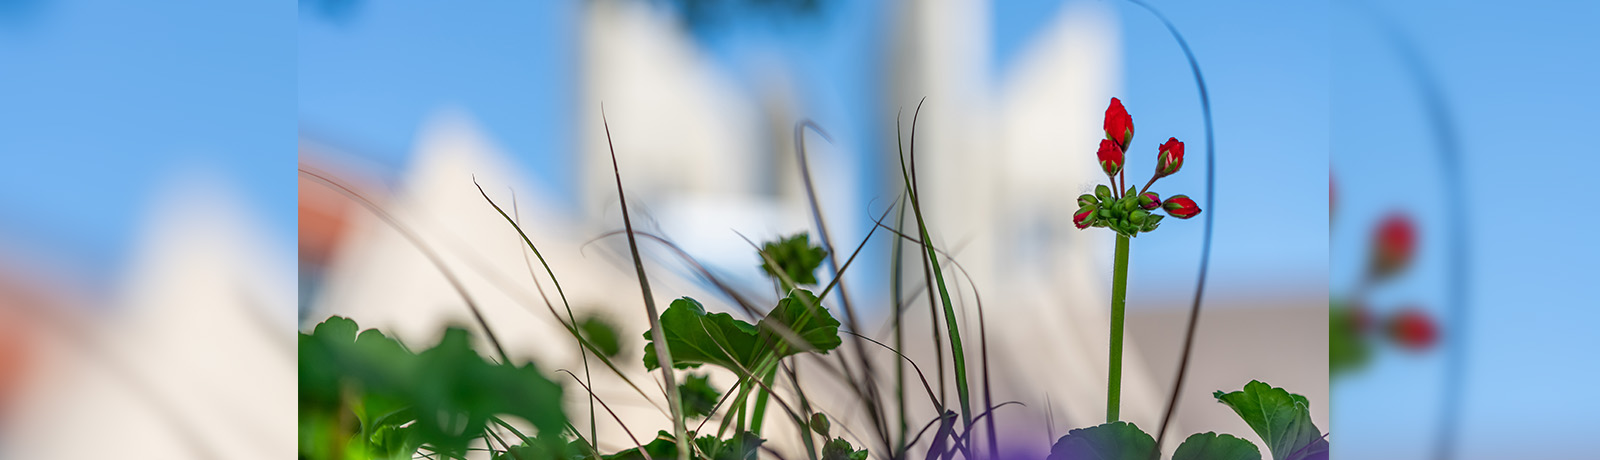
[642,297,766,373]
[1328,301,1370,378]
[643,291,843,375]
[758,232,828,286]
[299,316,570,459]
[601,431,764,460]
[1213,381,1328,460]
[578,314,624,358]
[411,327,568,455]
[820,437,868,460]
[603,431,680,460]
[496,436,593,460]
[1172,432,1261,460]
[694,432,764,460]
[367,424,426,460]
[679,372,722,420]
[757,289,842,356]
[1047,421,1155,460]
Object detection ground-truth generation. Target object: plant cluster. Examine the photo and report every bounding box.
[1328,180,1440,377]
[1074,98,1201,236]
[297,103,1327,460]
[1042,99,1325,460]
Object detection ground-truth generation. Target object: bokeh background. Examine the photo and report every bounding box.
[296,0,1326,457]
[1330,0,1600,458]
[0,0,1591,458]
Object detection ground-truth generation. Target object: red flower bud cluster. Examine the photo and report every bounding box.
[1074,98,1200,237]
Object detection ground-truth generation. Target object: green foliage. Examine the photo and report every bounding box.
[1213,381,1328,460]
[1328,301,1369,378]
[820,437,868,460]
[642,297,766,372]
[1049,382,1324,460]
[1172,433,1261,460]
[679,372,722,420]
[759,289,843,354]
[602,431,680,460]
[1047,421,1155,460]
[642,290,842,375]
[494,437,594,460]
[692,431,765,460]
[808,413,830,437]
[758,233,828,286]
[602,431,764,460]
[298,316,568,460]
[579,314,625,358]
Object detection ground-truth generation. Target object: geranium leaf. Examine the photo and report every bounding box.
[643,297,765,373]
[1047,421,1155,460]
[758,233,828,286]
[678,372,721,420]
[1172,432,1261,460]
[578,314,624,358]
[820,437,868,460]
[1213,381,1328,460]
[757,289,842,356]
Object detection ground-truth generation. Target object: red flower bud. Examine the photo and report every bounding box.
[1370,213,1416,280]
[1104,97,1134,150]
[1161,195,1201,219]
[1155,137,1184,178]
[1139,192,1160,210]
[1073,206,1097,229]
[1096,138,1123,177]
[1386,307,1438,351]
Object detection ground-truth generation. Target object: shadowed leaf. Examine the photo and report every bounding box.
[821,437,868,460]
[758,232,828,285]
[643,291,842,375]
[1172,432,1261,460]
[1047,421,1155,460]
[679,372,721,419]
[642,297,765,373]
[1213,381,1328,460]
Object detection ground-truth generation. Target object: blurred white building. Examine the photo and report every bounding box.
[301,0,1323,458]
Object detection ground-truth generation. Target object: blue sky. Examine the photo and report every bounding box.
[1330,0,1599,456]
[1,0,1334,307]
[0,0,293,285]
[297,0,1332,300]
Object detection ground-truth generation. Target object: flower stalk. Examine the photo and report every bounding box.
[1078,97,1200,424]
[1107,233,1130,423]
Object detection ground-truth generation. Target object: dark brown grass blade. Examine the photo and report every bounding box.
[793,119,892,447]
[600,110,688,460]
[556,369,653,460]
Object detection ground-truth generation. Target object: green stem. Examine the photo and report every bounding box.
[748,366,777,434]
[1107,233,1130,423]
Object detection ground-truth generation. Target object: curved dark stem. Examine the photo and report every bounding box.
[949,401,1025,448]
[586,229,766,321]
[299,167,510,363]
[507,188,597,447]
[794,119,892,447]
[900,411,956,460]
[844,331,945,414]
[555,369,651,460]
[1364,5,1467,458]
[1121,1,1217,456]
